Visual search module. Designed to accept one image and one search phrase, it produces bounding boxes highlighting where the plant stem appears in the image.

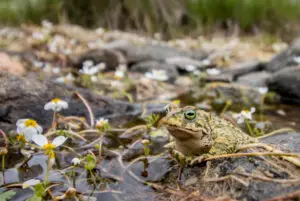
[52,111,57,129]
[2,155,5,185]
[220,100,232,116]
[44,157,51,185]
[72,166,76,188]
[245,119,254,136]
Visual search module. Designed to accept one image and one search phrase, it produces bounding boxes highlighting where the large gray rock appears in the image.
[266,38,300,72]
[267,66,300,103]
[0,73,164,132]
[103,40,207,64]
[237,71,272,87]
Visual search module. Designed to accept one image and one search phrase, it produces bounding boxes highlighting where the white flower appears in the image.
[94,62,106,71]
[32,134,67,149]
[32,32,46,41]
[257,87,269,95]
[71,157,81,165]
[95,118,109,129]
[52,67,60,74]
[79,61,105,75]
[293,56,300,64]
[185,65,196,72]
[83,60,94,68]
[91,76,98,82]
[206,68,221,76]
[42,20,53,30]
[33,60,44,68]
[145,70,169,81]
[114,69,125,79]
[16,119,43,137]
[55,73,75,84]
[16,132,33,142]
[44,98,68,112]
[201,59,211,66]
[22,179,41,189]
[95,27,105,35]
[233,107,256,124]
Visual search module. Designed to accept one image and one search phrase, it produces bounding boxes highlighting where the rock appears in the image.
[54,24,99,43]
[131,60,178,81]
[70,49,125,71]
[266,37,300,72]
[237,71,272,87]
[205,61,265,83]
[164,56,208,71]
[195,83,263,111]
[161,132,300,200]
[0,72,165,133]
[103,40,207,64]
[267,66,300,103]
[0,53,25,76]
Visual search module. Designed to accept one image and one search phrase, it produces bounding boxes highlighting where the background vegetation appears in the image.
[1,0,300,39]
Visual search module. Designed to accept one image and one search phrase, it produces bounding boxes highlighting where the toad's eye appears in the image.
[184,109,196,120]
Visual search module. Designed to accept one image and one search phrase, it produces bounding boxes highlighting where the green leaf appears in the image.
[85,153,96,171]
[0,190,16,201]
[34,183,45,197]
[26,195,42,201]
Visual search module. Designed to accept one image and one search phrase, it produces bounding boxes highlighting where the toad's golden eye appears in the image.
[184,109,196,120]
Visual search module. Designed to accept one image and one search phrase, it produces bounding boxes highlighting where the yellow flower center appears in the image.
[16,134,26,142]
[25,119,37,127]
[52,98,61,103]
[43,143,56,150]
[172,100,180,105]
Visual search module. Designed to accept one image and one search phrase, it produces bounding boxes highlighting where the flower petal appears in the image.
[52,136,67,147]
[16,119,27,127]
[22,179,41,189]
[44,102,54,110]
[32,134,48,147]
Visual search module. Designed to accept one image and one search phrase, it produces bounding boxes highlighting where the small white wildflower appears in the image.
[145,69,169,81]
[42,20,53,30]
[233,107,256,124]
[258,87,269,95]
[91,75,98,82]
[63,48,72,55]
[32,134,67,150]
[95,27,105,35]
[272,42,288,52]
[55,73,75,84]
[33,60,44,68]
[293,56,300,64]
[83,60,94,68]
[276,109,286,116]
[193,70,202,76]
[16,119,43,136]
[114,69,125,79]
[22,179,41,189]
[206,68,221,76]
[201,59,211,66]
[71,157,81,166]
[94,62,106,71]
[44,98,68,112]
[185,65,196,72]
[52,67,60,74]
[32,32,45,41]
[95,118,109,129]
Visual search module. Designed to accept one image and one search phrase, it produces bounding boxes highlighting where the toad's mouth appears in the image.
[165,125,199,141]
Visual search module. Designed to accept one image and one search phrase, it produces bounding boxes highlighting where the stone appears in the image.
[0,53,25,76]
[103,40,207,64]
[237,71,272,87]
[0,72,165,133]
[267,66,300,103]
[266,37,300,72]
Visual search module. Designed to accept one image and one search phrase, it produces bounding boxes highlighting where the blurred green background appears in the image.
[1,0,300,39]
